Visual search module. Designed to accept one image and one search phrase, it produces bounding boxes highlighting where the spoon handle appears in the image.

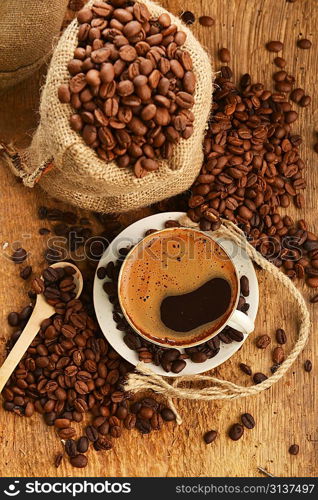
[0,311,44,393]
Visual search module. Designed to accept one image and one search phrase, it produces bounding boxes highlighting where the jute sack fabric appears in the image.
[0,0,69,92]
[6,0,213,213]
[125,218,311,424]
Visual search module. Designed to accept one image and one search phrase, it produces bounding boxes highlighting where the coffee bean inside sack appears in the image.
[58,0,196,178]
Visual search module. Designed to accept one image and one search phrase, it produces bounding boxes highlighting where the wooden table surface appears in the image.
[0,0,317,478]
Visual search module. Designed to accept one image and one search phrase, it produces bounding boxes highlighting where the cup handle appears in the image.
[227,310,254,335]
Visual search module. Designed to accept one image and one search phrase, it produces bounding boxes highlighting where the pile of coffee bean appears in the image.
[99,220,250,374]
[58,0,196,177]
[187,64,318,289]
[1,264,175,468]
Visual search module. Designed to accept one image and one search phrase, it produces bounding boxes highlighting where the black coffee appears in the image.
[160,277,232,332]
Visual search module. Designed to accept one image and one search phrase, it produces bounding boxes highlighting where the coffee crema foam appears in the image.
[119,228,238,346]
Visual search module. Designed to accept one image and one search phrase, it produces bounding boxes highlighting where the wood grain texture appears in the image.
[0,0,317,478]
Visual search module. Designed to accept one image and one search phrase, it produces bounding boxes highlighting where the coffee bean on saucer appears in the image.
[203,430,217,444]
[304,360,312,372]
[289,444,299,455]
[240,276,249,297]
[239,363,252,376]
[227,328,244,342]
[97,267,107,279]
[241,413,255,429]
[171,359,186,373]
[229,423,244,441]
[253,373,268,384]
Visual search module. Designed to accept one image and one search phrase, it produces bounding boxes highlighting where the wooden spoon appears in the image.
[0,262,83,393]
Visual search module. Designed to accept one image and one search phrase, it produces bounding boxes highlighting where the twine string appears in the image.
[125,219,311,424]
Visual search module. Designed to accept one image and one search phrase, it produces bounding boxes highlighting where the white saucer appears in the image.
[93,212,259,377]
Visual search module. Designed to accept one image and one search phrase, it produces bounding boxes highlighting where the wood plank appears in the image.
[0,0,317,477]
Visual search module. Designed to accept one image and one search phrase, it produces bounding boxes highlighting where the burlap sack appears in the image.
[6,0,213,213]
[0,0,69,92]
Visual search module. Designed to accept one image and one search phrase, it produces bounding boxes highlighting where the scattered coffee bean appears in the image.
[297,39,312,49]
[20,265,32,280]
[203,430,217,444]
[77,436,89,453]
[274,57,286,68]
[239,363,252,376]
[65,439,78,458]
[310,294,318,303]
[314,143,318,154]
[304,360,312,372]
[229,423,244,441]
[299,95,311,107]
[180,10,195,25]
[276,328,287,344]
[256,335,271,349]
[54,453,63,468]
[219,47,230,63]
[11,248,27,264]
[39,228,50,235]
[70,454,88,468]
[161,407,176,421]
[199,16,214,27]
[266,41,284,52]
[289,444,299,455]
[241,413,255,429]
[253,373,268,384]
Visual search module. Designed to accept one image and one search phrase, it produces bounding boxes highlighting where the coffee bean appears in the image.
[32,277,45,294]
[20,266,32,280]
[77,436,89,453]
[131,415,150,434]
[161,407,176,421]
[70,454,88,468]
[240,276,249,297]
[7,312,19,327]
[199,16,214,27]
[274,57,286,68]
[97,267,107,279]
[203,430,217,444]
[229,423,244,441]
[54,453,63,468]
[239,363,252,376]
[85,425,99,442]
[266,41,284,52]
[12,248,27,264]
[180,11,195,25]
[171,359,186,373]
[276,328,287,344]
[241,413,255,429]
[300,95,311,107]
[219,48,230,63]
[253,373,268,384]
[290,88,305,103]
[289,444,299,455]
[256,335,271,349]
[297,39,312,49]
[124,414,136,430]
[65,439,78,458]
[304,360,312,372]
